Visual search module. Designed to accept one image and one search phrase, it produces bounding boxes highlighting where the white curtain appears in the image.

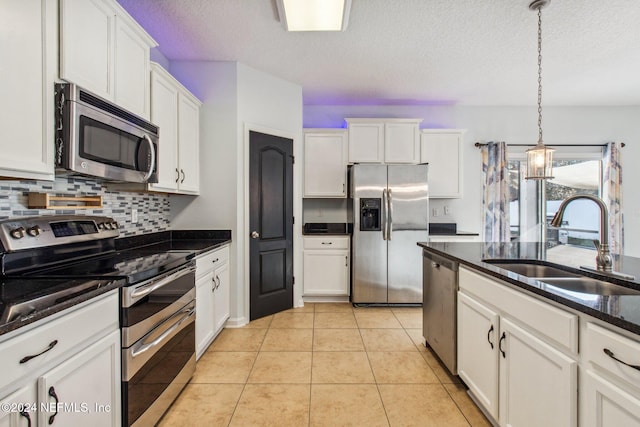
[603,142,623,255]
[481,141,510,242]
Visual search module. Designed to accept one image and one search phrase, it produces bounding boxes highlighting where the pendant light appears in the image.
[525,0,554,180]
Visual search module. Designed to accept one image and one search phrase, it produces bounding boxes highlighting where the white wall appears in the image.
[169,61,303,325]
[304,105,640,257]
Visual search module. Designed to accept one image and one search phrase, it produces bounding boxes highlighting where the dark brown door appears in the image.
[249,131,294,320]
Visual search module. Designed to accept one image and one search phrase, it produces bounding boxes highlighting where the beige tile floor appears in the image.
[158,303,491,427]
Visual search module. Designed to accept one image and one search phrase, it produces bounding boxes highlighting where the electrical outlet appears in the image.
[131,208,138,224]
[432,208,439,217]
[444,205,450,215]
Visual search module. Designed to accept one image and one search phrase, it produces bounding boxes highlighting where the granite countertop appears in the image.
[0,278,124,337]
[302,223,351,236]
[428,223,478,236]
[418,241,640,335]
[0,229,232,337]
[116,229,232,255]
[429,230,479,236]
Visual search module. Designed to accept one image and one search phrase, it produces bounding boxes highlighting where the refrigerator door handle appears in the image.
[382,189,388,241]
[387,188,393,240]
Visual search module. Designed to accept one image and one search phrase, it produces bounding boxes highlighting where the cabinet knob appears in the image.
[251,231,260,239]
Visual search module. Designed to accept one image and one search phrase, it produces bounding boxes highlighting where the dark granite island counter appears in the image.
[418,241,640,336]
[419,241,640,426]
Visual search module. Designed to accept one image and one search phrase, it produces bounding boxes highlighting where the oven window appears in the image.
[79,116,152,171]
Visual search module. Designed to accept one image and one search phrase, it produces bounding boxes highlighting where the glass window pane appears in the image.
[546,159,602,249]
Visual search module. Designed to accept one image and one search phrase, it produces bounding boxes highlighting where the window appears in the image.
[508,148,604,253]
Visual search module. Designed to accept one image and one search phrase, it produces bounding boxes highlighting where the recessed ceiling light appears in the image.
[276,0,352,32]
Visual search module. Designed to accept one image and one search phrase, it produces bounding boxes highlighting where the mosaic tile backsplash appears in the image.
[0,176,170,237]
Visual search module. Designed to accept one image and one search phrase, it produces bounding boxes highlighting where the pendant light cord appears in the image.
[537,6,543,144]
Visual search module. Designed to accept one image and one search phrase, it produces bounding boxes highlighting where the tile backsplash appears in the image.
[0,176,170,236]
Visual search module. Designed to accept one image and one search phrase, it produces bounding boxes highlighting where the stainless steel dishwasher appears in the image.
[422,249,459,375]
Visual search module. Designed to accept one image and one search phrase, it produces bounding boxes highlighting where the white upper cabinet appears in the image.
[384,121,421,163]
[420,130,464,198]
[149,68,179,191]
[303,129,348,198]
[149,63,201,195]
[177,92,201,193]
[346,118,421,164]
[59,0,156,119]
[0,0,56,181]
[347,121,384,163]
[114,16,152,118]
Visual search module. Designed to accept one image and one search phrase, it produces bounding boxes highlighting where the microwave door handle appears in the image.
[140,134,155,182]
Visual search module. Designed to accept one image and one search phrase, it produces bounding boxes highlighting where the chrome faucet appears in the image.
[550,194,612,272]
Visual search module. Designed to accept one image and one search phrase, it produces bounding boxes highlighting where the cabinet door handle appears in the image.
[603,348,640,371]
[211,276,216,292]
[48,386,59,425]
[175,168,180,183]
[487,324,494,349]
[19,410,32,427]
[215,275,221,290]
[180,169,186,183]
[321,242,332,245]
[498,332,506,358]
[345,256,348,267]
[212,258,219,264]
[20,340,58,364]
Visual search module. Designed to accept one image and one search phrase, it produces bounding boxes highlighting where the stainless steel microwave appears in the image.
[54,83,159,183]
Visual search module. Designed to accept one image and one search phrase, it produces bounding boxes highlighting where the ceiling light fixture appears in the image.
[525,0,554,180]
[275,0,352,32]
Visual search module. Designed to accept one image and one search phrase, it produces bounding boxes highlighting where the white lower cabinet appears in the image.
[303,236,350,297]
[195,270,216,359]
[0,291,120,427]
[458,292,499,419]
[37,330,121,427]
[583,370,640,427]
[195,245,230,359]
[457,267,578,427]
[0,386,36,427]
[498,318,577,427]
[582,322,640,427]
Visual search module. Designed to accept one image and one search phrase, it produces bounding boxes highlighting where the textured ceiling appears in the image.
[116,0,640,106]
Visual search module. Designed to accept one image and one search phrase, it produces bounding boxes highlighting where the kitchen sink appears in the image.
[484,259,640,296]
[484,260,580,278]
[540,277,640,296]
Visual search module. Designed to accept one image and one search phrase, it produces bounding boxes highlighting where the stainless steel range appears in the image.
[0,215,196,426]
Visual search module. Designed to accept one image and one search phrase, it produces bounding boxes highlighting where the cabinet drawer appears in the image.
[196,245,230,277]
[459,267,578,354]
[585,322,640,388]
[0,292,118,388]
[303,236,350,250]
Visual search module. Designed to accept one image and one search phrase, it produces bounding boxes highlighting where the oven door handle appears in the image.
[131,305,195,358]
[130,264,196,301]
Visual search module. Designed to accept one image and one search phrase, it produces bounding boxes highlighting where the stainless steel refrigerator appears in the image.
[351,164,429,304]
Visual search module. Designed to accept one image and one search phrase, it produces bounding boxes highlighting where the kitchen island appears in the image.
[419,241,640,427]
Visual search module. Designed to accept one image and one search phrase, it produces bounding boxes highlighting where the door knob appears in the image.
[251,231,260,239]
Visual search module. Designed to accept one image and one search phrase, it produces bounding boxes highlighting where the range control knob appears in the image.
[110,221,119,230]
[10,227,26,239]
[98,222,106,230]
[26,225,41,237]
